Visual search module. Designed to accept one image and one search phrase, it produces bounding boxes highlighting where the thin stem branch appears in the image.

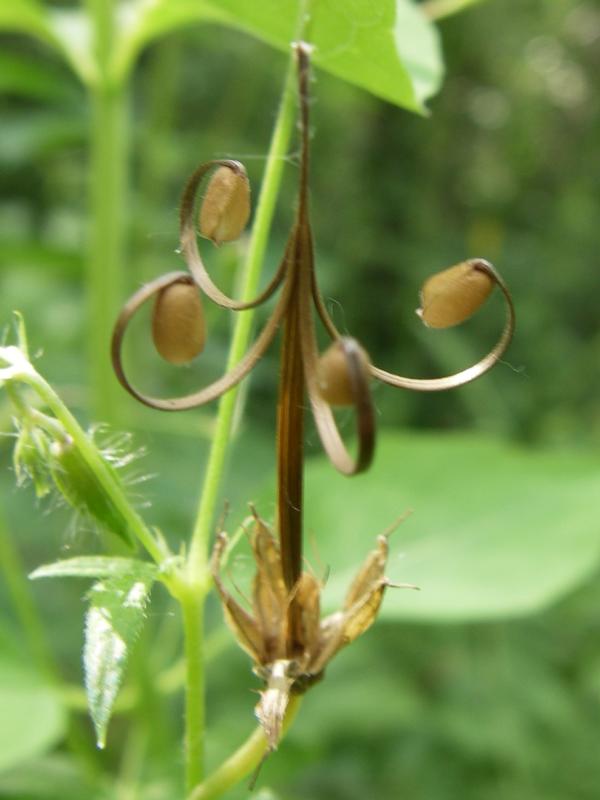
[180,49,299,796]
[187,54,298,584]
[86,0,128,424]
[88,83,129,424]
[181,587,206,792]
[0,512,56,676]
[187,696,302,800]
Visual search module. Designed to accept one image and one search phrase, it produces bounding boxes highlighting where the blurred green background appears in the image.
[2,1,600,798]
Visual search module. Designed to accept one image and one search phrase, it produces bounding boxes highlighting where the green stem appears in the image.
[187,696,302,800]
[179,50,298,796]
[86,0,128,424]
[187,55,298,581]
[0,511,55,676]
[181,587,206,793]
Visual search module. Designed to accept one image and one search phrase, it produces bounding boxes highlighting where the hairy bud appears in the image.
[417,259,495,329]
[151,281,206,365]
[50,438,134,547]
[317,339,370,407]
[199,164,250,245]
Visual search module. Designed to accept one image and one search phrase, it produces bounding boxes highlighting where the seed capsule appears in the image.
[199,164,250,245]
[317,339,369,407]
[50,438,134,547]
[151,281,206,365]
[417,259,495,329]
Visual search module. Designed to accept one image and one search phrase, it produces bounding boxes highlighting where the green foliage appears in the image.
[30,556,158,581]
[0,0,442,110]
[305,432,600,620]
[1,0,600,798]
[117,0,442,109]
[0,646,67,772]
[84,566,157,748]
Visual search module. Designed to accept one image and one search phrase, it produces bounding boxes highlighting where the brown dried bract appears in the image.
[211,509,405,751]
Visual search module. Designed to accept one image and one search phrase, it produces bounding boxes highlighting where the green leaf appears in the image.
[114,0,442,111]
[30,556,157,581]
[0,755,99,799]
[0,652,67,772]
[305,432,600,622]
[83,568,156,747]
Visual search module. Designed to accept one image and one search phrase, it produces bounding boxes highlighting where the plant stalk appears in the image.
[187,696,302,800]
[86,0,129,424]
[276,243,304,593]
[187,54,298,582]
[181,52,298,795]
[181,587,206,792]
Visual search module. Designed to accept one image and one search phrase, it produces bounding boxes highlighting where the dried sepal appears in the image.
[210,532,264,663]
[250,511,288,661]
[199,163,250,245]
[255,659,298,751]
[151,279,206,365]
[211,508,409,751]
[417,258,494,329]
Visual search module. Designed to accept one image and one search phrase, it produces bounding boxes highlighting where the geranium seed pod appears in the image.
[417,259,495,329]
[199,164,250,245]
[50,438,134,547]
[317,339,370,407]
[151,280,206,365]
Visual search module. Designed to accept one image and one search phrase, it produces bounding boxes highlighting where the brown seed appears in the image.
[317,339,369,407]
[417,259,495,329]
[152,281,206,364]
[198,164,250,245]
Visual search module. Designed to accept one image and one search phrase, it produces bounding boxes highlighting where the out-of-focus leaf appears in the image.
[0,755,101,799]
[422,0,485,22]
[114,0,442,111]
[0,113,85,165]
[0,652,67,772]
[0,1,58,46]
[0,52,74,101]
[0,3,94,84]
[305,432,600,621]
[30,556,157,581]
[83,567,156,748]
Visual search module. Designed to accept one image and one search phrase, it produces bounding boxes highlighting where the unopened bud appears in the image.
[417,259,494,329]
[199,164,250,245]
[317,339,370,407]
[152,281,206,365]
[50,438,134,547]
[13,426,52,498]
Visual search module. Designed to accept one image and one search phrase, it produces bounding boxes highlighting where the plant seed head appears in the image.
[50,438,134,547]
[417,259,495,329]
[317,340,369,407]
[199,164,250,245]
[151,281,206,365]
